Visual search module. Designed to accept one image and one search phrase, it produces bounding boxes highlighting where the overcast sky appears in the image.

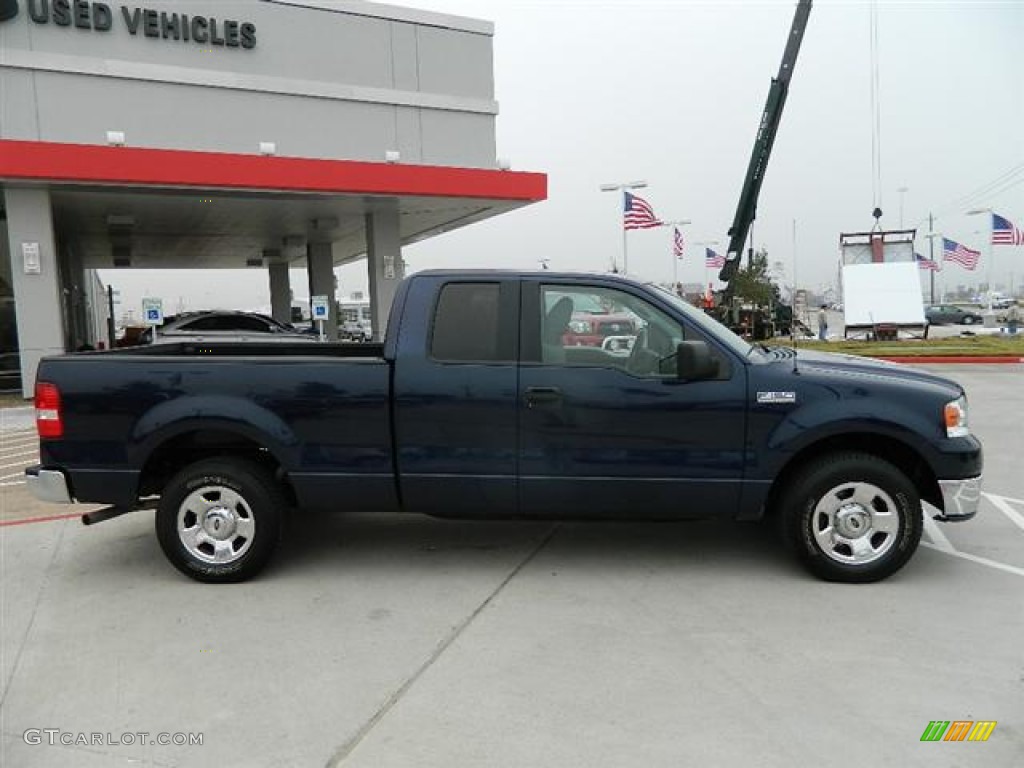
[110,0,1023,313]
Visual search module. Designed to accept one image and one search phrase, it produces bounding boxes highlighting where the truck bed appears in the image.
[101,341,386,358]
[38,342,397,511]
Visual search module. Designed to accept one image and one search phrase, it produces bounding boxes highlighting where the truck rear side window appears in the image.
[431,283,503,362]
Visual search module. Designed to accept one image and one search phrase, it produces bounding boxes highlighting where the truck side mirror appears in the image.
[676,341,719,381]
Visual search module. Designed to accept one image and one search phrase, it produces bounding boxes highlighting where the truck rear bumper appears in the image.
[25,466,74,504]
[935,475,981,521]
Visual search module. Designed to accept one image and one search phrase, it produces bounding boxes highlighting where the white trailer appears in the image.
[839,230,927,339]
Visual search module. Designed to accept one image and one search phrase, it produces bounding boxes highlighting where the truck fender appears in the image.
[128,395,300,470]
[765,400,939,463]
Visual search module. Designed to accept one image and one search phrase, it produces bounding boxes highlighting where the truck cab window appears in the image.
[539,285,685,377]
[431,282,502,362]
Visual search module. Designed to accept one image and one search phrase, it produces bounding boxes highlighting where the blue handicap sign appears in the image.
[147,309,160,320]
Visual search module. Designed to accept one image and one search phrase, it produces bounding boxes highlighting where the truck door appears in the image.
[517,280,747,519]
[392,277,520,516]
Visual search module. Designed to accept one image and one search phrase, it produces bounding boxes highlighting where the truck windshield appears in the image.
[649,284,757,359]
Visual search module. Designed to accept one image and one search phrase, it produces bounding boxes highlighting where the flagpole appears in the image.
[664,220,691,290]
[928,212,936,304]
[672,227,678,288]
[600,180,648,273]
[989,213,995,310]
[623,204,629,274]
[694,240,720,307]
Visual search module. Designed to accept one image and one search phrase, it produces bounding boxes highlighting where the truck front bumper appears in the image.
[934,475,982,521]
[25,466,74,504]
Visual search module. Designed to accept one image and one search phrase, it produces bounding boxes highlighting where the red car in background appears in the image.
[563,311,638,348]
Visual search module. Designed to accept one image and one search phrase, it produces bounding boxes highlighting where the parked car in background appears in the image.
[563,311,638,349]
[925,305,984,326]
[340,319,373,342]
[116,325,150,348]
[339,299,373,341]
[141,311,317,344]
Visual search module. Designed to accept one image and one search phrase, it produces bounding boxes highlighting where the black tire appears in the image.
[777,452,922,583]
[962,315,974,325]
[156,458,285,583]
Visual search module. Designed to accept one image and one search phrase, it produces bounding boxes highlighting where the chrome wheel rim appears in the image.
[811,481,900,566]
[177,485,255,565]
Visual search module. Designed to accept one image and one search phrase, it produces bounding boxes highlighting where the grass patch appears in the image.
[770,335,1024,357]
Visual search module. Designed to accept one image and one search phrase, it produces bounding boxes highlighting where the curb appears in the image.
[0,512,81,528]
[874,356,1024,364]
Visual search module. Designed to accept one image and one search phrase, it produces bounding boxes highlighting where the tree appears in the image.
[731,248,780,306]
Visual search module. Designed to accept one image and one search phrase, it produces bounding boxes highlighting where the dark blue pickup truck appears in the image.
[27,271,982,583]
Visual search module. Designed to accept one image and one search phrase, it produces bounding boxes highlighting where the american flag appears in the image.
[942,238,980,270]
[673,227,685,259]
[993,213,1024,246]
[623,192,662,230]
[705,248,726,268]
[915,252,939,271]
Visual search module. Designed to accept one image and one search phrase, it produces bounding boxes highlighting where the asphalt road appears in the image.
[1,365,1022,768]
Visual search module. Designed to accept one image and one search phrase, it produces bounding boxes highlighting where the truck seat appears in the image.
[542,297,573,364]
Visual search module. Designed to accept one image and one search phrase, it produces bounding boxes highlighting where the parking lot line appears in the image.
[0,429,36,439]
[0,450,39,462]
[0,480,26,488]
[921,542,1024,578]
[0,442,39,454]
[0,460,34,470]
[0,436,38,448]
[0,444,39,456]
[922,508,955,553]
[984,493,1024,533]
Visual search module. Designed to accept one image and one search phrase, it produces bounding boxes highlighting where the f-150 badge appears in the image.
[757,391,796,404]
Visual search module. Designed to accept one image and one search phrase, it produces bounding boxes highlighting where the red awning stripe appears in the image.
[0,139,547,201]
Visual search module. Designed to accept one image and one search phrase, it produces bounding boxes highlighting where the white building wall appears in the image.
[0,0,498,167]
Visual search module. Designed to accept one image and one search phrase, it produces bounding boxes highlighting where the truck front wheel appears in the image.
[156,458,285,583]
[778,452,923,582]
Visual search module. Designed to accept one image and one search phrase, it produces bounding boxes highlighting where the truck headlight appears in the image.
[944,396,969,438]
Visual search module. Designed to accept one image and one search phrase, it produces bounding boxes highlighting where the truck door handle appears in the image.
[525,386,563,407]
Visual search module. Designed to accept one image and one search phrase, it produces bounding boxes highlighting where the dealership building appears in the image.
[0,0,546,395]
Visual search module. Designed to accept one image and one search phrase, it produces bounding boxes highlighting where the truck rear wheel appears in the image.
[156,458,285,583]
[778,452,922,582]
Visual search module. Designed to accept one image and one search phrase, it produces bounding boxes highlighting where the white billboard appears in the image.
[842,262,926,327]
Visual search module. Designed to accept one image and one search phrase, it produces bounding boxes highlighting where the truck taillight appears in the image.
[35,382,63,439]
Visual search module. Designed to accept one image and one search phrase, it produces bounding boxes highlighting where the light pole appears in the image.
[924,221,941,305]
[897,186,909,228]
[600,180,647,273]
[663,218,691,289]
[967,207,994,317]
